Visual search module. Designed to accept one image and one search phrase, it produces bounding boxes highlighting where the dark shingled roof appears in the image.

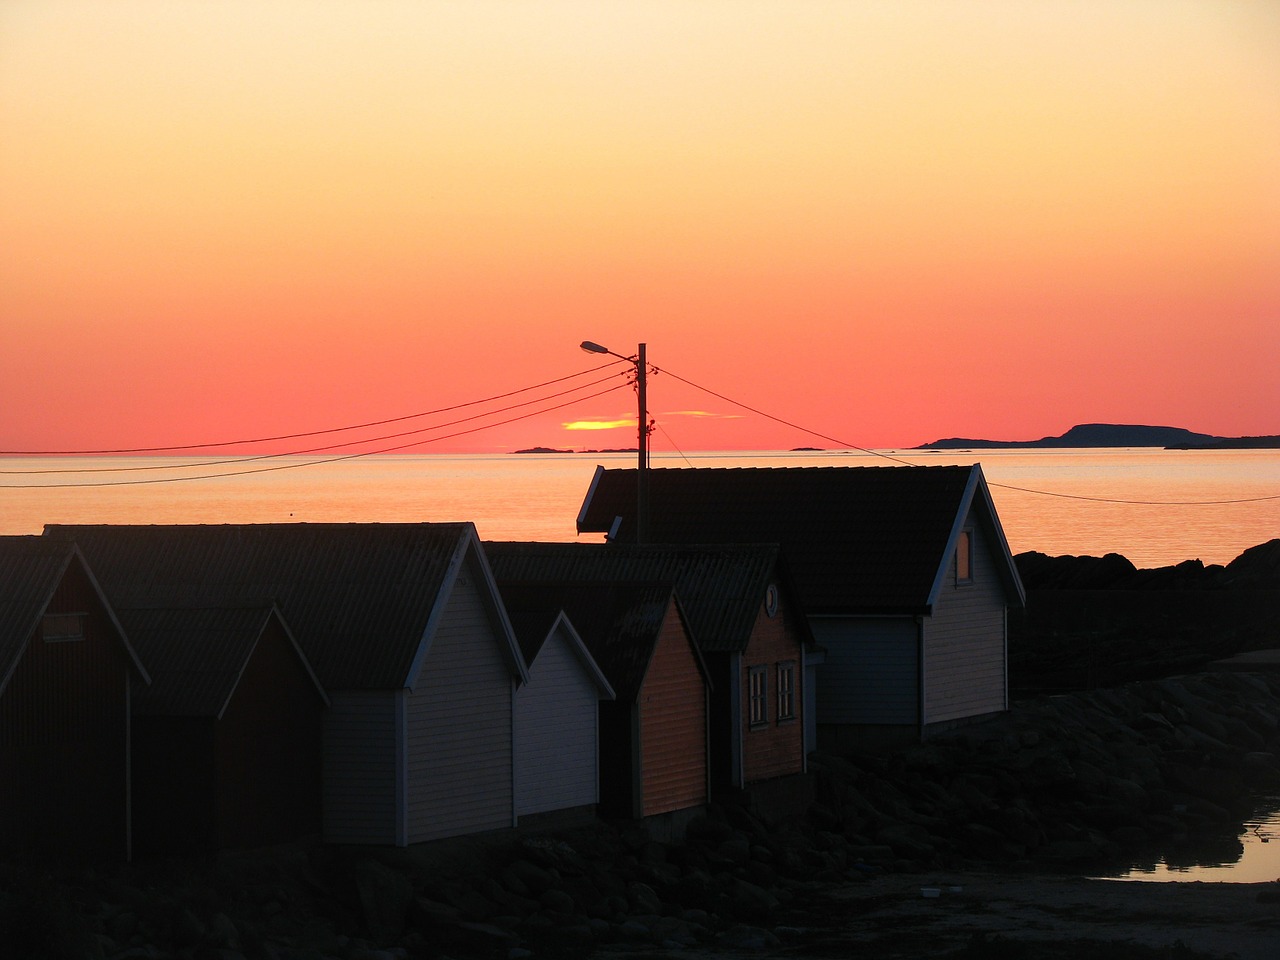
[487,541,793,654]
[117,603,324,718]
[44,523,496,691]
[495,580,678,702]
[576,464,1023,614]
[1,535,148,691]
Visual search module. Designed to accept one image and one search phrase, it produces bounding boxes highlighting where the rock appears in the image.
[685,813,735,847]
[617,918,652,941]
[875,823,936,861]
[718,923,781,950]
[450,920,519,952]
[715,836,752,866]
[354,858,415,942]
[626,881,662,916]
[413,896,460,925]
[649,915,697,946]
[205,912,239,949]
[538,888,576,915]
[1039,837,1116,864]
[171,908,206,948]
[1223,538,1280,587]
[108,908,140,942]
[744,858,777,889]
[437,882,501,923]
[729,877,780,915]
[503,858,554,892]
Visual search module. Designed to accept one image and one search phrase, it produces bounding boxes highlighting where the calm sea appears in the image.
[2,448,1277,568]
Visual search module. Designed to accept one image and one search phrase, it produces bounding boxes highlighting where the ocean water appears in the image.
[1108,800,1280,883]
[2,448,1277,567]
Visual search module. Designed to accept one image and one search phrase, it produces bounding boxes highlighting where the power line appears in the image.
[654,365,1280,507]
[0,360,627,456]
[1,380,632,489]
[1,368,630,476]
[6,356,1274,506]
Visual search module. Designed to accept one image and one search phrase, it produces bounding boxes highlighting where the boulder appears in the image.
[353,859,415,942]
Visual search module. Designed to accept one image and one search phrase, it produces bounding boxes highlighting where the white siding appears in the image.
[405,570,514,843]
[322,691,399,844]
[925,519,1008,724]
[514,627,602,816]
[809,616,917,725]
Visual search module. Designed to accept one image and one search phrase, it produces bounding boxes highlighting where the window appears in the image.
[956,529,973,584]
[42,613,84,642]
[776,661,796,721]
[749,666,768,726]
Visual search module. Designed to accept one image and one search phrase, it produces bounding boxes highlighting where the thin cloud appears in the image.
[562,418,636,431]
[667,410,745,420]
[562,410,742,432]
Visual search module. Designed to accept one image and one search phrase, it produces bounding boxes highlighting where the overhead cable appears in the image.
[1,380,631,489]
[1,368,630,476]
[655,365,1280,507]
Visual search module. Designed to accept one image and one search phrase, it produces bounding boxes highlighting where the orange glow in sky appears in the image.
[2,1,1277,455]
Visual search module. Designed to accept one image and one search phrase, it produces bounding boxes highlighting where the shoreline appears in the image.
[5,670,1278,959]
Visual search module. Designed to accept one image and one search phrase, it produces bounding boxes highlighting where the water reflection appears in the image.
[1108,801,1280,883]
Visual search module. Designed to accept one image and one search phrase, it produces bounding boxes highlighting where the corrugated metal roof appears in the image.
[496,580,675,701]
[0,536,76,688]
[45,523,475,690]
[576,465,985,614]
[0,536,149,691]
[487,542,782,653]
[118,603,276,717]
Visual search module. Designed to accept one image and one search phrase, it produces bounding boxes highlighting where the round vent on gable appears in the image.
[765,583,779,617]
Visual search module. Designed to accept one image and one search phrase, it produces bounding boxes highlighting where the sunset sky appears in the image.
[2,1,1277,456]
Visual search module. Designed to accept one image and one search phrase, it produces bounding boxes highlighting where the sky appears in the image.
[2,0,1277,455]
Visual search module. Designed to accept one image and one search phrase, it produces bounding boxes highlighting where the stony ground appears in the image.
[762,871,1280,960]
[3,670,1279,960]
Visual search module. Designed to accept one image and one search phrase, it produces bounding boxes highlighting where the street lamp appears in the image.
[580,340,649,543]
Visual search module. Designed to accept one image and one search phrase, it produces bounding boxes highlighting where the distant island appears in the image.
[511,425,1278,455]
[915,423,1280,450]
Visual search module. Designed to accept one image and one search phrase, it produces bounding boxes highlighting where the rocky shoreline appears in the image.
[1010,539,1280,696]
[3,670,1279,959]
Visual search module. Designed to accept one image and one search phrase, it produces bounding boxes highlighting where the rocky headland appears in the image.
[4,541,1280,959]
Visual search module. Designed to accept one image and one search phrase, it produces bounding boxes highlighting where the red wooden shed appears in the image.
[497,580,710,823]
[488,542,813,800]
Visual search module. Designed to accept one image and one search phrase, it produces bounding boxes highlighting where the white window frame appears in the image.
[776,660,797,721]
[748,665,768,727]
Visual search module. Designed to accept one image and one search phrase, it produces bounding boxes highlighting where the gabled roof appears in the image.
[495,580,703,702]
[576,464,1025,615]
[487,541,806,654]
[497,591,614,700]
[0,535,149,696]
[117,602,328,718]
[44,523,527,691]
